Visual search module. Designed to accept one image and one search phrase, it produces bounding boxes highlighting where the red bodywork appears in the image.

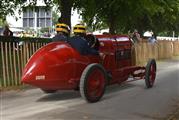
[22,35,145,91]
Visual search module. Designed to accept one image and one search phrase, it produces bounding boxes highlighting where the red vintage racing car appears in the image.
[22,35,156,103]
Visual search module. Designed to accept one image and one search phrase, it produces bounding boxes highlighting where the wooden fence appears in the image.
[134,40,179,65]
[0,36,179,88]
[0,36,51,88]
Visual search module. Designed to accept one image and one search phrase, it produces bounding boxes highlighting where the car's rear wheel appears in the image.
[145,59,157,88]
[80,63,107,103]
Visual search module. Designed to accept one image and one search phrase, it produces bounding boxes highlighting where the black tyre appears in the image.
[145,59,157,88]
[80,63,107,103]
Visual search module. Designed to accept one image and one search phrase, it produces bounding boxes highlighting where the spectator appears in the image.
[128,30,133,38]
[148,31,157,44]
[132,29,141,43]
[3,25,13,36]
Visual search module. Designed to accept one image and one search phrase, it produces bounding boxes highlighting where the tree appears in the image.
[52,0,74,28]
[52,11,59,25]
[0,0,178,35]
[0,19,4,26]
[76,0,179,35]
[0,0,24,21]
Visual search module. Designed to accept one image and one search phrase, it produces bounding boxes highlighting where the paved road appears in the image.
[1,59,179,120]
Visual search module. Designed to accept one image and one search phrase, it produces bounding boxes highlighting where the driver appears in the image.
[69,24,99,55]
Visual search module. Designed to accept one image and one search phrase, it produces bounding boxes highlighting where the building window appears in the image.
[37,10,40,18]
[39,18,45,27]
[23,10,28,18]
[29,9,34,18]
[39,9,45,17]
[23,7,52,28]
[37,18,39,27]
[23,18,28,27]
[29,18,34,27]
[46,10,51,17]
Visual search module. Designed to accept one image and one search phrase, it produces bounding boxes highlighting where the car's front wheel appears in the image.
[145,59,157,88]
